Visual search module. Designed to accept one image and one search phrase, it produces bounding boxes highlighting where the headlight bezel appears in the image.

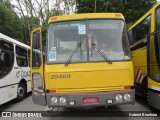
[115,94,123,102]
[59,97,67,104]
[124,93,131,101]
[51,97,58,104]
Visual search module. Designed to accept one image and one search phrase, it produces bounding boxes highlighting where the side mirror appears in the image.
[128,30,134,45]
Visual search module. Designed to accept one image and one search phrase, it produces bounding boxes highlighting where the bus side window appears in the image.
[0,40,14,78]
[128,30,134,45]
[155,7,160,69]
[32,31,41,69]
[134,15,151,43]
[16,45,28,67]
[156,8,160,30]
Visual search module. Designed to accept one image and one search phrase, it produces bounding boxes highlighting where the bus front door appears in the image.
[30,28,46,106]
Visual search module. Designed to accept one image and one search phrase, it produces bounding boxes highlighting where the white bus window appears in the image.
[16,45,28,67]
[0,40,14,78]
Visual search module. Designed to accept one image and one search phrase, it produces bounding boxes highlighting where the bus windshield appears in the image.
[47,19,131,64]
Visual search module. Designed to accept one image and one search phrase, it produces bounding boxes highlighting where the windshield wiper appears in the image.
[65,43,81,66]
[92,43,112,64]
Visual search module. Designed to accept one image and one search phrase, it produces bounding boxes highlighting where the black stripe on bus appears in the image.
[130,42,147,51]
[0,83,19,89]
[148,88,160,94]
[0,80,31,89]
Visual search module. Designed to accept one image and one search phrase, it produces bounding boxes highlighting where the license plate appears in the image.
[83,97,99,104]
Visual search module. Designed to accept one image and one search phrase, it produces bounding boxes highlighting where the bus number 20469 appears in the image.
[50,74,71,79]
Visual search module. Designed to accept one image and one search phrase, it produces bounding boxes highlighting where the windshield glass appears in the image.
[47,19,131,64]
[88,20,131,61]
[47,21,87,64]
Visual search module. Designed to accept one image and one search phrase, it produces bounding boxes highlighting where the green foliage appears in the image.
[50,9,63,16]
[123,0,156,24]
[76,0,157,24]
[21,16,40,44]
[0,0,23,42]
[42,21,48,46]
[0,0,41,45]
[41,7,64,46]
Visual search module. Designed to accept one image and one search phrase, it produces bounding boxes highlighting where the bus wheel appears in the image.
[15,82,26,102]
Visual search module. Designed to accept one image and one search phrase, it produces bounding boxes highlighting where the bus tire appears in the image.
[15,82,26,102]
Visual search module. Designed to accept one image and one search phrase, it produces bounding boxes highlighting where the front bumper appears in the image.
[45,89,135,108]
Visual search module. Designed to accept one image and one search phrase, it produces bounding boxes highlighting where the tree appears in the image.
[2,0,76,45]
[75,0,157,24]
[0,0,24,42]
[62,0,76,14]
[12,0,65,46]
[123,0,156,24]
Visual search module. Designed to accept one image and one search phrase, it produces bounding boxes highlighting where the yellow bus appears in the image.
[30,13,134,108]
[128,2,160,110]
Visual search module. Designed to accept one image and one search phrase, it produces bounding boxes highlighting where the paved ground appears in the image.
[0,93,159,120]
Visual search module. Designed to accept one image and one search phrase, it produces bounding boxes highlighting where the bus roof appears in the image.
[0,33,30,49]
[129,2,160,30]
[48,13,124,24]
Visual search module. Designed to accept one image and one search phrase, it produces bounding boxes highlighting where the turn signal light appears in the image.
[51,17,57,20]
[124,86,131,90]
[115,13,122,17]
[50,90,56,93]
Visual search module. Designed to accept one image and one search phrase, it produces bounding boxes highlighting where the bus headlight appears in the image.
[115,94,122,102]
[124,93,131,101]
[32,73,43,90]
[51,97,58,104]
[59,97,66,104]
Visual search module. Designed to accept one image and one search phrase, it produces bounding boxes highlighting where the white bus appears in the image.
[0,33,31,105]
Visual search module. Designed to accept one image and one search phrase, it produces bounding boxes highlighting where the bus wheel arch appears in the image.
[15,79,27,102]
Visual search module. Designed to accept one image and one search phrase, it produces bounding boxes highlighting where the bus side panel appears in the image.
[132,47,147,80]
[0,34,31,105]
[131,47,147,97]
[27,81,31,93]
[0,85,18,105]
